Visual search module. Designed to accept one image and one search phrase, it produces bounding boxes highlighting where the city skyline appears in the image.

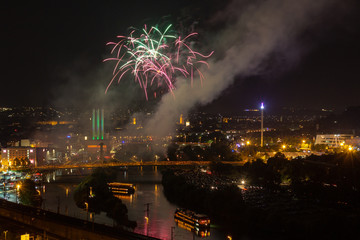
[1,1,360,239]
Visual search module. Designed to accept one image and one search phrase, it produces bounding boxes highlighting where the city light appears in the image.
[3,2,359,238]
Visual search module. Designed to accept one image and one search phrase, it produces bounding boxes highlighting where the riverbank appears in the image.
[162,167,360,239]
[33,166,225,239]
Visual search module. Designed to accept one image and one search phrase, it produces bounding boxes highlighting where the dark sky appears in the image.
[1,0,360,112]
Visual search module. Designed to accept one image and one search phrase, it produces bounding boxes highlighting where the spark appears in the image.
[104,24,213,100]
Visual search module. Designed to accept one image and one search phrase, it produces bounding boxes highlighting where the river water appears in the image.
[40,166,226,240]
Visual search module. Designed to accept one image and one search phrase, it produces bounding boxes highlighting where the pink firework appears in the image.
[104,24,213,100]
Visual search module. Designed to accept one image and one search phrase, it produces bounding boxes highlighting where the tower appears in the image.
[179,114,184,125]
[260,102,264,147]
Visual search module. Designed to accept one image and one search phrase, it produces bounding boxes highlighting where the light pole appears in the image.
[91,212,95,231]
[85,202,89,221]
[3,230,8,240]
[16,184,20,203]
[260,102,264,148]
[171,227,175,240]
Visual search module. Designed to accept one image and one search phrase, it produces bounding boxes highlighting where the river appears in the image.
[40,166,227,240]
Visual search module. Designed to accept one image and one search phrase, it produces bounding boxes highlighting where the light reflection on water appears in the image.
[41,166,225,240]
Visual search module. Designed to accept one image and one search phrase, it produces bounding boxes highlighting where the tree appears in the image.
[13,158,20,167]
[312,144,327,152]
[21,157,30,166]
[19,179,42,207]
[207,141,234,161]
[73,168,136,228]
[243,159,281,188]
[267,153,287,167]
[167,143,179,161]
[182,145,195,161]
[209,161,234,175]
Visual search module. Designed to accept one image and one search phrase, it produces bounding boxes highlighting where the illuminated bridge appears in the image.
[33,161,244,170]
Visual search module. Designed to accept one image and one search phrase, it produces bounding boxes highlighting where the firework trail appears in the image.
[104,24,213,99]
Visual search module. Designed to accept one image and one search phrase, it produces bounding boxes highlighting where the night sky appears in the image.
[1,0,360,113]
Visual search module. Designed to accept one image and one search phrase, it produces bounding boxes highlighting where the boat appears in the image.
[174,208,210,237]
[108,182,135,196]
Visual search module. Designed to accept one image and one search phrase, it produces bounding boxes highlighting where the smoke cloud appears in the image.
[143,0,335,136]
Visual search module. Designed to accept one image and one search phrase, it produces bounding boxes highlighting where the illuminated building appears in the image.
[36,148,60,165]
[1,147,36,166]
[36,121,74,126]
[88,108,111,162]
[315,134,353,147]
[179,114,184,125]
[92,108,104,140]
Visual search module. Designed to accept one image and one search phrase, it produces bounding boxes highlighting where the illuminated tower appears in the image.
[179,114,184,125]
[260,102,264,147]
[92,108,104,140]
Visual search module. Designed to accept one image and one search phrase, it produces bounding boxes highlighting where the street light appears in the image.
[3,230,8,240]
[84,202,89,221]
[16,184,20,203]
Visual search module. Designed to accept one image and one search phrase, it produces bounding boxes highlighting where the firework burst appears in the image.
[104,24,213,99]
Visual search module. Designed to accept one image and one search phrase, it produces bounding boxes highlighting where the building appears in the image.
[86,108,111,162]
[315,134,353,147]
[92,108,105,140]
[345,137,360,148]
[179,114,184,125]
[1,147,36,167]
[36,147,63,165]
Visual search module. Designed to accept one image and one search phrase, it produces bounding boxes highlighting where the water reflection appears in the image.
[39,166,225,240]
